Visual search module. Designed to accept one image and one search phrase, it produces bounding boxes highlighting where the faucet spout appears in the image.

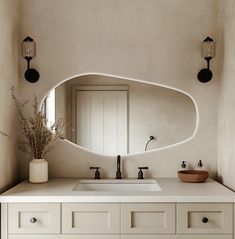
[115,155,122,179]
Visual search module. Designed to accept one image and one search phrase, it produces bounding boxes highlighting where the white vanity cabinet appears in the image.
[2,202,234,239]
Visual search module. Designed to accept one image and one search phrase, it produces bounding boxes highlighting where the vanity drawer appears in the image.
[177,203,233,234]
[9,236,120,239]
[121,203,175,234]
[62,203,120,234]
[121,236,233,239]
[8,203,61,234]
[8,235,234,239]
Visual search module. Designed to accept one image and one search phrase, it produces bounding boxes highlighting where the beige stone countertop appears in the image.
[0,178,234,203]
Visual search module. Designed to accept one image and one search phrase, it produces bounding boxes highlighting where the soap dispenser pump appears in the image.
[180,161,188,171]
[195,160,207,171]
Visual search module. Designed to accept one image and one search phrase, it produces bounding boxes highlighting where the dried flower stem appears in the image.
[0,87,64,159]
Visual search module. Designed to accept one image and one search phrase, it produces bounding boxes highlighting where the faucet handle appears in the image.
[115,155,122,179]
[137,167,149,179]
[89,167,101,179]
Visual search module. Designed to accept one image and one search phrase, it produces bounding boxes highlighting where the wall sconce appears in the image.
[22,36,40,83]
[197,37,215,83]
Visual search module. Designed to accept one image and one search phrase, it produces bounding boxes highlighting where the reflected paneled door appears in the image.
[76,88,127,155]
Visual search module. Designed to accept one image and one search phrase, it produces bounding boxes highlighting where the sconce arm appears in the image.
[205,57,212,70]
[25,57,32,70]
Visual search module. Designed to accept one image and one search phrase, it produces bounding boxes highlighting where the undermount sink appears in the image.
[73,179,161,192]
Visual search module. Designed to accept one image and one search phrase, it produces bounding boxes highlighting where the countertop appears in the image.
[0,178,235,203]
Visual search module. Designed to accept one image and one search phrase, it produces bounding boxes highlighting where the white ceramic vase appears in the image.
[29,159,48,183]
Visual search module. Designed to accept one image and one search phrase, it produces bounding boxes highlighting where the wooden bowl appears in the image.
[178,170,209,183]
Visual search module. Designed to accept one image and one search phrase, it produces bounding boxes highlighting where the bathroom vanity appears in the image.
[1,178,235,239]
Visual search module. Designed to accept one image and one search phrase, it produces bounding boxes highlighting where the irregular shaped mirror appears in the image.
[43,74,197,155]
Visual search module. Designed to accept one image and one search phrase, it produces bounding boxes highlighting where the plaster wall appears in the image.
[19,0,220,179]
[0,0,20,192]
[217,0,235,190]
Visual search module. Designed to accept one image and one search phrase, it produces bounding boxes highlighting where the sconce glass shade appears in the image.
[22,37,36,59]
[202,37,215,59]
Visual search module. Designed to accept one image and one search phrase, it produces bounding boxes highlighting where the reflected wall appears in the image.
[44,74,197,155]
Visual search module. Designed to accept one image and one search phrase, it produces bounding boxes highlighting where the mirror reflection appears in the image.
[43,74,196,155]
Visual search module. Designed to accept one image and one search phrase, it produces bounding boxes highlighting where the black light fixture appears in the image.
[197,36,215,83]
[22,36,40,83]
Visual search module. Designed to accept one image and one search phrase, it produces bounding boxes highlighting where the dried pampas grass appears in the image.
[0,87,64,159]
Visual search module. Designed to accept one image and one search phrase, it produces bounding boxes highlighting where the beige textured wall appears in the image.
[0,0,20,192]
[19,0,220,179]
[217,0,235,190]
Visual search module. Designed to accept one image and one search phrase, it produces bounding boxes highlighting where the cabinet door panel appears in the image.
[62,203,120,234]
[177,203,233,234]
[121,203,175,234]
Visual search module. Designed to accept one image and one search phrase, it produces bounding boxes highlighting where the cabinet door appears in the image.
[121,203,175,234]
[177,203,233,234]
[8,203,60,234]
[62,203,120,234]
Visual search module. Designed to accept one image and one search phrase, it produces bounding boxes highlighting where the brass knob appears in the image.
[30,217,37,223]
[202,217,208,223]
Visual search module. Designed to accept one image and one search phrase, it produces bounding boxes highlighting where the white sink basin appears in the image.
[73,179,161,192]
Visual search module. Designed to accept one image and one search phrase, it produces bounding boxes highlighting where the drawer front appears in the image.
[8,236,233,239]
[177,203,233,234]
[9,236,120,239]
[121,203,175,234]
[8,203,60,234]
[62,203,120,234]
[121,236,233,239]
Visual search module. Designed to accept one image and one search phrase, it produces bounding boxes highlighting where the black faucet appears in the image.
[115,155,122,179]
